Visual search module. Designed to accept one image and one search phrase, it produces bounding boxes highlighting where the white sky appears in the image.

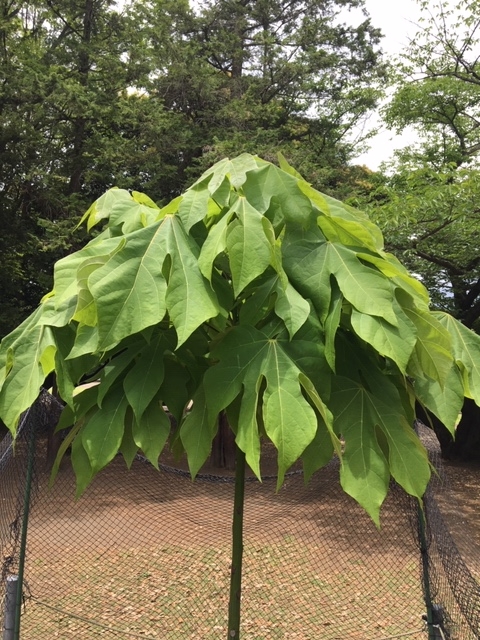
[351,0,424,170]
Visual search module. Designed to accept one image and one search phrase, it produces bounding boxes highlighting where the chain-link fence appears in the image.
[1,391,479,639]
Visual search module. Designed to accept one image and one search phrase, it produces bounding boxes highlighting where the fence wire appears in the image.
[0,391,478,639]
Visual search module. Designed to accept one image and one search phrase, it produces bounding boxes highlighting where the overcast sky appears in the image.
[350,0,423,169]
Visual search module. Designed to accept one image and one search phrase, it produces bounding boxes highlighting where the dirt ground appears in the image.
[6,436,480,640]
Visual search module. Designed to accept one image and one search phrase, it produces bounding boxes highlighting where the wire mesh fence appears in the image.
[0,391,479,639]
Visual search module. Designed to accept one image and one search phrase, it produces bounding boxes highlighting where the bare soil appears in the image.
[8,439,480,640]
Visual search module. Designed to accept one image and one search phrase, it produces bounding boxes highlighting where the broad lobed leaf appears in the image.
[1,153,479,522]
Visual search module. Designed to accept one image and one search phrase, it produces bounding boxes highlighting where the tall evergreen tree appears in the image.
[0,0,386,338]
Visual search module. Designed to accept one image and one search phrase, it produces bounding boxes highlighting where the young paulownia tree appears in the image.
[1,154,479,638]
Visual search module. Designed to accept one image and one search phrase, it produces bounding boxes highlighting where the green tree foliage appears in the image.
[2,154,480,524]
[361,166,480,329]
[189,0,385,181]
[0,0,386,339]
[385,0,480,167]
[358,0,480,329]
[0,0,192,336]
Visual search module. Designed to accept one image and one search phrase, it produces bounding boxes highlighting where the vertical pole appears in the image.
[3,575,18,640]
[227,445,246,639]
[13,425,36,639]
[418,499,438,640]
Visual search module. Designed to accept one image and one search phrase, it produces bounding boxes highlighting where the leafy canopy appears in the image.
[1,154,479,524]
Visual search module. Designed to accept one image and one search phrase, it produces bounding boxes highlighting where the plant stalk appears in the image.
[418,499,436,640]
[227,444,246,639]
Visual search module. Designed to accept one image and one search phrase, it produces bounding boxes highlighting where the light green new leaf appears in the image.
[78,188,131,231]
[318,213,382,253]
[79,188,159,236]
[227,154,259,188]
[88,221,168,351]
[0,319,56,431]
[73,256,112,326]
[277,152,304,180]
[435,312,480,402]
[108,194,160,235]
[132,191,159,210]
[405,308,453,387]
[132,398,170,469]
[52,235,125,308]
[357,251,430,308]
[82,384,128,473]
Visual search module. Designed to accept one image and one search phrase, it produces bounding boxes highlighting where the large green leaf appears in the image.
[163,216,221,346]
[0,309,56,431]
[201,325,333,486]
[123,334,169,421]
[87,221,168,350]
[281,224,332,322]
[178,178,212,231]
[226,197,274,295]
[326,244,398,326]
[242,163,312,224]
[88,215,219,350]
[415,365,464,432]
[350,302,417,373]
[405,307,453,387]
[179,385,217,478]
[330,376,391,525]
[132,397,171,469]
[81,384,129,473]
[435,312,480,402]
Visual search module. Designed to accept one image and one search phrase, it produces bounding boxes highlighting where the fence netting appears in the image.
[0,390,478,639]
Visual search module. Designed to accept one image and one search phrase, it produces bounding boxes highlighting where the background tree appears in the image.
[189,0,385,187]
[352,0,480,458]
[354,0,480,329]
[0,0,193,336]
[0,0,386,339]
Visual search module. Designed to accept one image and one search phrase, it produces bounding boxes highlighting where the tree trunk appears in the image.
[68,0,93,194]
[417,399,480,461]
[210,411,236,470]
